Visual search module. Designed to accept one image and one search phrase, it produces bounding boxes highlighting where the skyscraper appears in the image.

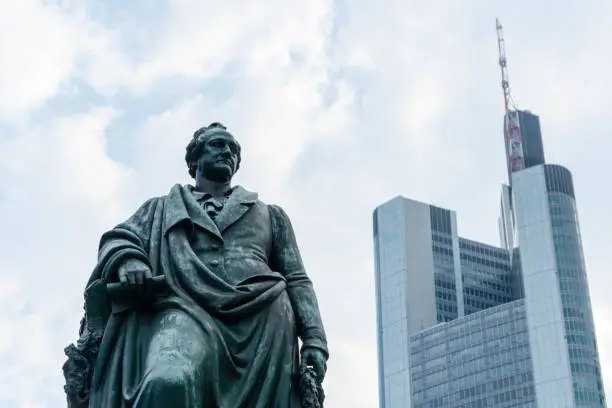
[373,110,606,407]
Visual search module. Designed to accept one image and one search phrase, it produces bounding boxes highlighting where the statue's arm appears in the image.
[95,197,160,283]
[63,197,161,406]
[268,205,328,358]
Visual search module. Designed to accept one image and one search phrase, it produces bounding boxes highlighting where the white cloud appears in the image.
[0,105,135,406]
[0,107,131,209]
[0,1,81,121]
[124,0,354,198]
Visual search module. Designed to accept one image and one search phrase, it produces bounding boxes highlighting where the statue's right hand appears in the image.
[117,258,152,294]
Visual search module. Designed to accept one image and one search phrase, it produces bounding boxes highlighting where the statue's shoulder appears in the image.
[138,194,167,210]
[130,186,178,216]
[266,203,285,213]
[143,195,166,205]
[150,183,190,205]
[266,203,293,225]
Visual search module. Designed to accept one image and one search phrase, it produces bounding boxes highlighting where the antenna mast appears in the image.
[496,18,525,172]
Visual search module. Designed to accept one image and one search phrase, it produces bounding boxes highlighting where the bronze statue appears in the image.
[63,122,328,407]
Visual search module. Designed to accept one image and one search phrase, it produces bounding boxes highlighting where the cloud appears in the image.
[1,1,612,407]
[0,1,81,121]
[0,106,133,407]
[0,1,129,122]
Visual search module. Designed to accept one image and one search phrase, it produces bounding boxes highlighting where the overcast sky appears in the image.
[1,1,611,407]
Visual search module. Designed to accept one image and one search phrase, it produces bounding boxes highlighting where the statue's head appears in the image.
[185,122,242,182]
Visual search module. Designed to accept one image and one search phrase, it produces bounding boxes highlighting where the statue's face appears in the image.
[196,133,240,182]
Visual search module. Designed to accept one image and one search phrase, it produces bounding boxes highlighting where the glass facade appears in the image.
[430,206,458,322]
[519,111,546,169]
[512,164,606,407]
[458,238,516,315]
[374,160,605,407]
[545,166,606,407]
[513,165,576,406]
[511,248,524,299]
[410,300,535,408]
[374,198,439,408]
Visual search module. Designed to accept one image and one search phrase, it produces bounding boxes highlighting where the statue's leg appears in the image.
[132,308,211,407]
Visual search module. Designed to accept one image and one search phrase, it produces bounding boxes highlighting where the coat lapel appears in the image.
[163,184,223,241]
[215,185,258,233]
[162,184,258,240]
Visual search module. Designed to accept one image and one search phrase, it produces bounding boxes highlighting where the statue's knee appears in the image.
[146,366,194,394]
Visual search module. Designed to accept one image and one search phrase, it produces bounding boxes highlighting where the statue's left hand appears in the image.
[301,347,327,382]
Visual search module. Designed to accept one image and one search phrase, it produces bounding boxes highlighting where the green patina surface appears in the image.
[63,123,328,408]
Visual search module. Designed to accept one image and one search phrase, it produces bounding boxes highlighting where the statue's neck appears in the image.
[194,179,233,198]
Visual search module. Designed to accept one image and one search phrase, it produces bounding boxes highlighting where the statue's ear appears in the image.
[188,163,197,179]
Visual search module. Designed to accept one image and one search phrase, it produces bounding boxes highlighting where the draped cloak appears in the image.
[70,184,328,408]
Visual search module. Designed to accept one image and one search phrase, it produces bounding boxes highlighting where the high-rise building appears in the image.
[373,110,606,407]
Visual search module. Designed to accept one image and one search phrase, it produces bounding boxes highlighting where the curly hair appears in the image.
[185,122,242,179]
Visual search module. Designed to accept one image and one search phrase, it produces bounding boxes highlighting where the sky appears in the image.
[1,0,611,407]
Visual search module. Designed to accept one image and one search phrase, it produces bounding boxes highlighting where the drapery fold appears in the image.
[64,184,327,408]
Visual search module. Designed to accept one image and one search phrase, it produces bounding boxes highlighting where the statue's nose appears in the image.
[220,146,234,158]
